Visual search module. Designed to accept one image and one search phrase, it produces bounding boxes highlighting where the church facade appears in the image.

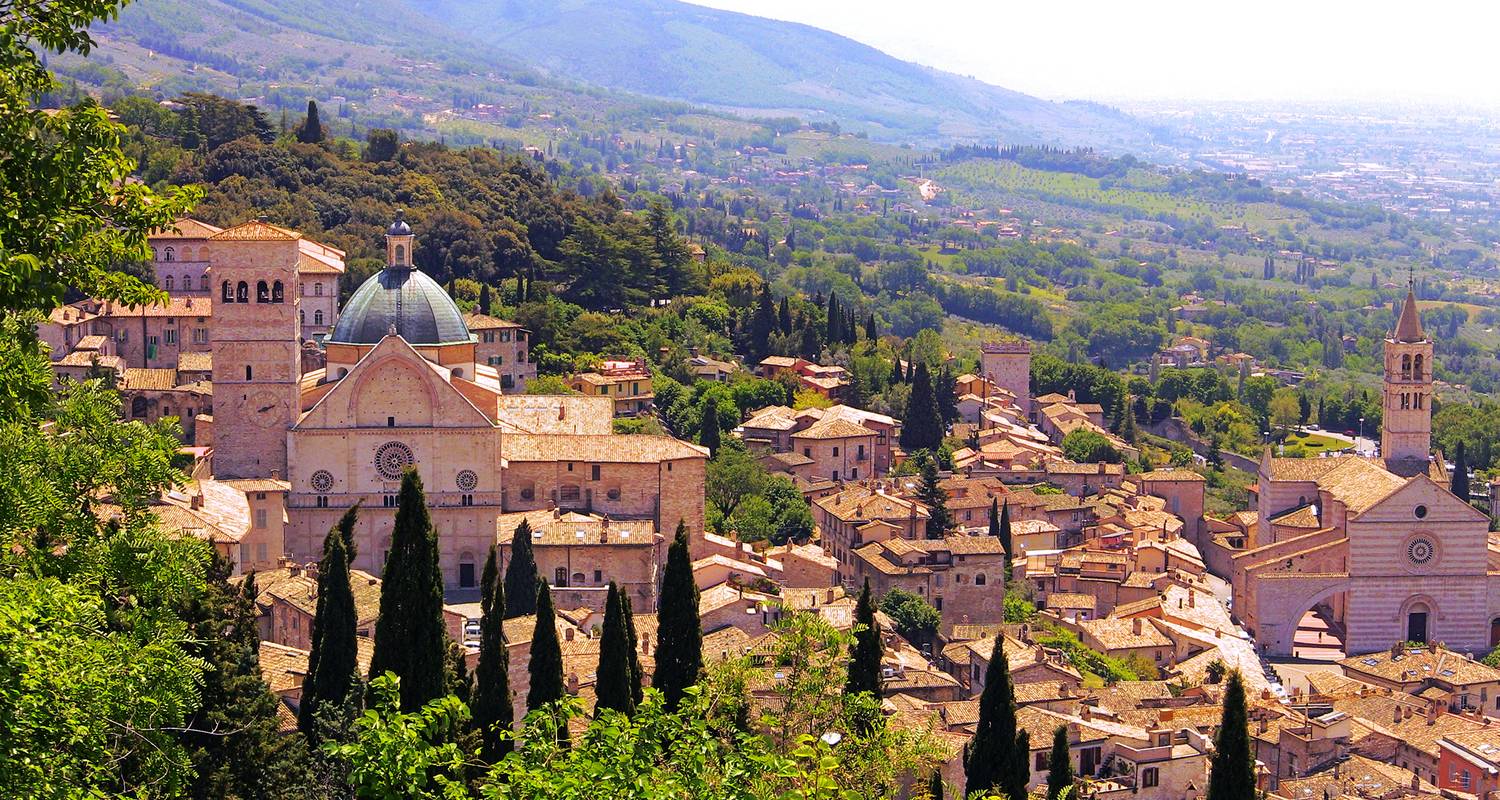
[207,215,707,605]
[1231,289,1499,657]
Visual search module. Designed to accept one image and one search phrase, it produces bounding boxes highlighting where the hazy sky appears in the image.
[688,1,1500,107]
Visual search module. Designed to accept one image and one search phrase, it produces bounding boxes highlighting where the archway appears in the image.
[1292,591,1347,661]
[1406,601,1431,644]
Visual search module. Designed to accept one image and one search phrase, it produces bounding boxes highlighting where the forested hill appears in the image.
[88,0,1154,149]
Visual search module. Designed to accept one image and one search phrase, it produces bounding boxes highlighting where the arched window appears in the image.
[164,275,175,291]
[130,396,148,418]
[1401,353,1412,380]
[572,572,586,586]
[181,274,191,291]
[256,281,269,303]
[1401,393,1410,410]
[314,282,323,296]
[271,280,284,303]
[245,365,253,380]
[1415,393,1424,410]
[1414,354,1424,381]
[314,309,324,326]
[164,246,175,262]
[222,281,234,303]
[236,282,249,303]
[394,245,405,264]
[199,275,209,292]
[299,309,305,324]
[975,573,987,586]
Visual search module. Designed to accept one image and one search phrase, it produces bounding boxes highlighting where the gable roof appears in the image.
[210,219,301,241]
[297,334,495,429]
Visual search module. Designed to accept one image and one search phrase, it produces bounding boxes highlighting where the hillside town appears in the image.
[32,210,1500,800]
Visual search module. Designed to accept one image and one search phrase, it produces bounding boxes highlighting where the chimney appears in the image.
[270,469,281,481]
[1132,618,1144,635]
[1258,717,1268,734]
[558,402,566,421]
[1080,705,1091,721]
[1426,703,1437,725]
[190,492,203,510]
[566,673,579,693]
[641,631,650,655]
[564,627,574,642]
[1188,591,1196,608]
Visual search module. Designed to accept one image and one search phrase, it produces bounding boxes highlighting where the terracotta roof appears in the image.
[1138,469,1206,482]
[1046,592,1096,610]
[462,313,524,331]
[1341,646,1500,688]
[1078,617,1172,651]
[1394,288,1425,342]
[814,485,928,523]
[501,433,707,463]
[1266,455,1359,481]
[98,296,211,318]
[742,405,799,431]
[495,510,657,546]
[120,368,183,391]
[791,416,875,440]
[210,219,301,241]
[758,356,801,368]
[1269,504,1321,528]
[1317,458,1408,514]
[151,218,224,239]
[261,568,384,624]
[763,451,815,467]
[176,351,211,372]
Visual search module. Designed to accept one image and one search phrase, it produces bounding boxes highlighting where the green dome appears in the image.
[328,267,470,345]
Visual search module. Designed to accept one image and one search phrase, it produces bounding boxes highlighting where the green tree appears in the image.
[917,454,951,538]
[1205,672,1255,800]
[1046,724,1075,800]
[527,581,566,713]
[596,582,636,715]
[369,469,448,712]
[504,518,539,618]
[900,362,944,452]
[879,588,941,649]
[621,589,644,708]
[844,579,883,699]
[746,283,778,362]
[327,675,469,800]
[296,98,325,143]
[366,127,399,161]
[1062,429,1122,463]
[1452,439,1470,501]
[653,521,703,711]
[993,498,1013,584]
[473,543,513,763]
[645,199,693,297]
[299,507,361,740]
[479,283,493,315]
[936,364,959,426]
[966,635,1029,800]
[928,770,945,800]
[0,0,199,316]
[699,395,722,456]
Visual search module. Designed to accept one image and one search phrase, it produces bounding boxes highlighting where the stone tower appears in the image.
[980,340,1032,418]
[1381,286,1432,466]
[209,220,304,479]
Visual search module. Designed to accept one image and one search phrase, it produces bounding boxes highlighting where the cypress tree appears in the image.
[778,296,793,334]
[844,578,883,698]
[595,583,636,715]
[699,399,722,457]
[621,589,643,707]
[296,99,324,143]
[1452,440,1470,501]
[999,500,1014,581]
[798,323,821,360]
[865,313,878,341]
[826,291,841,344]
[889,357,904,386]
[299,508,360,739]
[965,634,1028,800]
[1205,672,1255,800]
[181,559,309,796]
[748,284,777,361]
[918,455,951,538]
[369,469,448,712]
[504,519,539,618]
[527,581,565,712]
[1047,724,1075,800]
[473,544,513,763]
[653,521,703,711]
[479,283,492,315]
[936,364,958,425]
[900,362,944,452]
[928,770,945,800]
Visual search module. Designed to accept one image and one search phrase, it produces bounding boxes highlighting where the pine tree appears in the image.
[181,558,310,796]
[296,99,324,144]
[369,469,448,712]
[1452,440,1470,501]
[965,634,1028,800]
[998,500,1013,585]
[844,578,883,698]
[699,399,722,457]
[479,283,492,315]
[527,581,565,712]
[473,544,513,763]
[918,454,951,538]
[1205,672,1255,800]
[595,583,636,715]
[900,362,944,452]
[504,519,539,618]
[653,521,703,710]
[299,508,360,740]
[1047,724,1075,800]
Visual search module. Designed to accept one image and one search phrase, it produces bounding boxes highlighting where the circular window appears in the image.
[310,469,334,493]
[1407,536,1436,566]
[1414,505,1428,519]
[374,441,415,480]
[456,469,478,492]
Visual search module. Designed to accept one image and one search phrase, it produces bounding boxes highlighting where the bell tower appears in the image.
[209,219,303,479]
[1381,283,1432,466]
[386,210,414,268]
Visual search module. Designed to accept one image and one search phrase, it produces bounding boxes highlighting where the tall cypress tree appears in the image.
[473,544,513,763]
[621,589,643,707]
[479,283,492,315]
[936,364,958,426]
[699,399,722,457]
[299,508,360,739]
[653,520,703,710]
[504,519,539,619]
[1205,672,1255,800]
[918,454,951,539]
[296,99,324,143]
[595,583,635,715]
[527,581,565,712]
[889,358,904,386]
[369,469,448,712]
[844,578,883,698]
[900,362,944,452]
[778,296,793,334]
[825,291,842,345]
[928,770,945,800]
[965,634,1028,800]
[998,500,1013,581]
[865,313,878,342]
[1047,725,1075,800]
[181,559,309,797]
[1452,440,1470,501]
[748,284,777,361]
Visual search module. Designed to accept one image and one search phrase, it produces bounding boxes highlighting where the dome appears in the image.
[328,267,470,345]
[387,210,412,237]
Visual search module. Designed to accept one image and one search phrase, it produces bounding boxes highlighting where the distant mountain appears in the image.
[91,0,1152,149]
[410,0,1151,148]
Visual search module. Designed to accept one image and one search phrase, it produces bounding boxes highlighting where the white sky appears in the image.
[687,0,1500,107]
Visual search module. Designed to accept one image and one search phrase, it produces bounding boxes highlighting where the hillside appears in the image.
[84,0,1156,149]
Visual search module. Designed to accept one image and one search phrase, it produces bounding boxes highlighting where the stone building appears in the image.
[850,535,1008,623]
[980,340,1032,417]
[569,359,654,416]
[464,312,536,391]
[1232,288,1500,657]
